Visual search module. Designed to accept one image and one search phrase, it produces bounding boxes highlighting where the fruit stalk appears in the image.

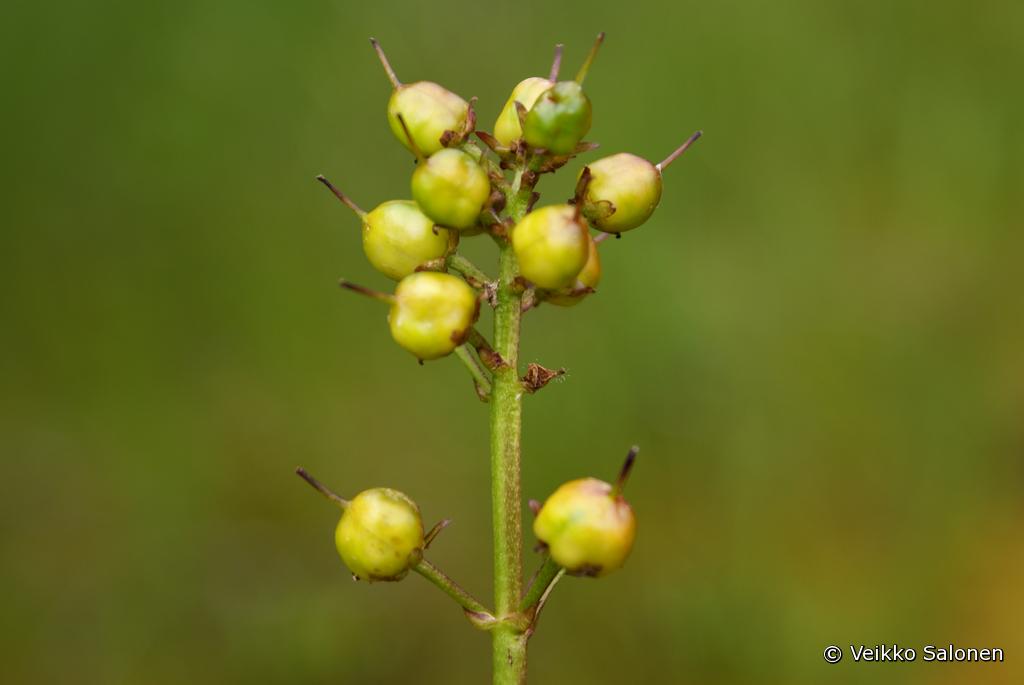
[413,558,492,616]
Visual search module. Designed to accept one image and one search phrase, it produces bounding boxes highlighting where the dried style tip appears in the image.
[548,43,564,82]
[295,467,350,509]
[369,37,401,89]
[316,175,366,217]
[572,166,593,207]
[338,279,396,304]
[612,445,639,497]
[424,518,453,549]
[396,113,426,162]
[656,130,703,172]
[575,32,606,85]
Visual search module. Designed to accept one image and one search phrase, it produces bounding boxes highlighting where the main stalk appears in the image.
[489,175,530,684]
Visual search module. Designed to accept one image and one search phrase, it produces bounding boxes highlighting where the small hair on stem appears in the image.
[656,130,703,172]
[369,37,401,89]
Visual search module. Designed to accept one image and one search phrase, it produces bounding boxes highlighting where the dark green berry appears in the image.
[494,77,554,146]
[523,81,592,155]
[521,34,603,155]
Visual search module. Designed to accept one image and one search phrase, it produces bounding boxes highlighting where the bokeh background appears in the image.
[2,1,1022,683]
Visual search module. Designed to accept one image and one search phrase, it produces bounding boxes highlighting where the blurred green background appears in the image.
[2,0,1022,683]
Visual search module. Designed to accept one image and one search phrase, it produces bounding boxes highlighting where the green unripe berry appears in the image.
[411,148,490,230]
[511,205,589,290]
[494,77,554,146]
[533,477,636,577]
[582,153,662,233]
[335,487,424,582]
[371,39,469,156]
[387,82,469,156]
[545,235,601,306]
[582,131,702,233]
[363,200,450,280]
[389,272,479,361]
[523,81,592,155]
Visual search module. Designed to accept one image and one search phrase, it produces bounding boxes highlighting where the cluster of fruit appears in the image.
[318,35,699,363]
[303,36,699,590]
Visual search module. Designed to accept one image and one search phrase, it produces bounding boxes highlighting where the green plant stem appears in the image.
[490,171,531,685]
[449,253,492,286]
[520,555,562,612]
[455,345,492,399]
[414,558,492,617]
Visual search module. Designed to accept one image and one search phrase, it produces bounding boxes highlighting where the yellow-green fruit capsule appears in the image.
[582,153,662,233]
[533,478,636,577]
[493,77,554,146]
[511,205,589,290]
[411,148,490,230]
[545,235,601,306]
[363,200,450,280]
[335,487,424,582]
[388,272,479,360]
[523,81,592,155]
[387,82,469,156]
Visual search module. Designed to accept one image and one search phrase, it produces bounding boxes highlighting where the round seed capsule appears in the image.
[411,148,490,230]
[582,154,662,233]
[533,477,636,577]
[363,200,450,280]
[388,272,479,361]
[545,235,601,306]
[335,487,424,582]
[509,202,589,288]
[387,82,469,156]
[511,205,590,290]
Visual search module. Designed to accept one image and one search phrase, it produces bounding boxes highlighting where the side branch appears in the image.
[414,558,495,624]
[468,328,507,371]
[448,253,493,288]
[455,344,493,401]
[520,555,562,612]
